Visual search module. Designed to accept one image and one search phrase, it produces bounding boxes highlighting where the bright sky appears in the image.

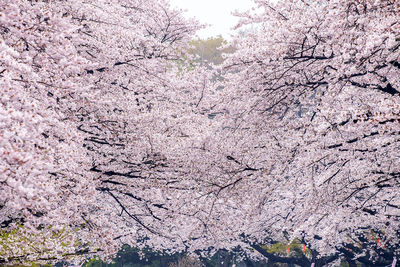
[168,0,256,39]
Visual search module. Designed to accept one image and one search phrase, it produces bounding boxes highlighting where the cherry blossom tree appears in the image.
[0,0,103,263]
[216,0,400,261]
[0,0,211,264]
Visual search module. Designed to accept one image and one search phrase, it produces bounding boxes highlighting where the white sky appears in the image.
[168,0,256,39]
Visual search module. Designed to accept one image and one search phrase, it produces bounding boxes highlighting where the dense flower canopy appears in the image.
[0,0,399,265]
[217,0,400,260]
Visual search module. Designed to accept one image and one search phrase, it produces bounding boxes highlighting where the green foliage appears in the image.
[0,224,85,266]
[84,257,120,267]
[262,239,312,258]
[172,36,235,76]
[82,245,184,267]
[188,36,235,66]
